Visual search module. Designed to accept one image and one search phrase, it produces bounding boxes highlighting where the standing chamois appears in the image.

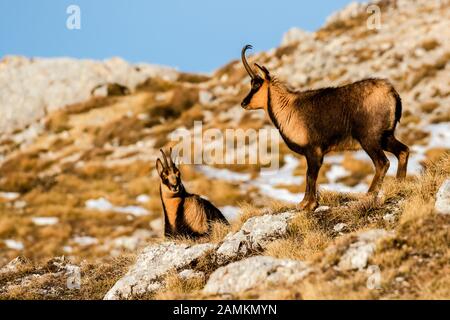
[240,45,409,211]
[156,149,229,238]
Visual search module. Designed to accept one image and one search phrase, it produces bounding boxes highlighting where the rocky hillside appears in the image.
[0,0,449,299]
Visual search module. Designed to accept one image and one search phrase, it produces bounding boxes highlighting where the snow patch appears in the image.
[4,239,24,250]
[219,205,240,222]
[136,194,150,204]
[0,192,20,200]
[32,217,59,226]
[73,236,98,246]
[85,197,150,216]
[196,166,251,182]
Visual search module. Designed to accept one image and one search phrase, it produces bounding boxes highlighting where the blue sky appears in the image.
[0,0,355,72]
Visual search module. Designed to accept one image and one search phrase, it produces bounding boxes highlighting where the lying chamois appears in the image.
[156,149,229,238]
[240,45,409,211]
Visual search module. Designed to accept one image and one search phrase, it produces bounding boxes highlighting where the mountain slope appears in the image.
[0,0,449,299]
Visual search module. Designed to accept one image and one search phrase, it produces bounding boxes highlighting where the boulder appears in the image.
[203,256,311,295]
[0,256,27,274]
[215,211,295,264]
[435,179,450,215]
[104,242,216,300]
[178,269,205,282]
[337,229,393,271]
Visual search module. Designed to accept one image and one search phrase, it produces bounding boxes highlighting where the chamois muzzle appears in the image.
[241,44,256,79]
[241,95,251,108]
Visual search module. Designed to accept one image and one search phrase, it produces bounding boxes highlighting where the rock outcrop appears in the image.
[104,242,215,300]
[216,211,295,264]
[104,211,295,299]
[203,256,311,295]
[435,179,450,215]
[0,256,79,297]
[336,229,393,271]
[0,56,178,135]
[0,256,26,274]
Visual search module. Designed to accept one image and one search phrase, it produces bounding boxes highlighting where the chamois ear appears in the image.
[254,63,271,80]
[156,159,165,177]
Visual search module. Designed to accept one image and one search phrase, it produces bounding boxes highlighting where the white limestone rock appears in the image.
[104,242,215,300]
[203,256,311,295]
[337,229,394,271]
[215,211,295,265]
[435,179,450,215]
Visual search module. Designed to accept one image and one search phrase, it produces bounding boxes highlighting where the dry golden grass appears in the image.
[420,101,440,114]
[0,254,134,300]
[268,155,450,300]
[208,221,231,244]
[430,113,450,124]
[153,270,206,300]
[164,155,449,301]
[339,153,373,186]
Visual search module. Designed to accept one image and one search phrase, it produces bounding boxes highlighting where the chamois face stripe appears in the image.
[242,77,265,109]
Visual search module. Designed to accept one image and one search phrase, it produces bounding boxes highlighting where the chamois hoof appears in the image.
[297,200,319,212]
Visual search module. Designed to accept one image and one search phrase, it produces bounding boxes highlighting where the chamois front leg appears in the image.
[298,150,323,212]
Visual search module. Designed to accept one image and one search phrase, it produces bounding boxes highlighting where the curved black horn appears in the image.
[241,44,256,79]
[160,149,169,168]
[168,147,175,167]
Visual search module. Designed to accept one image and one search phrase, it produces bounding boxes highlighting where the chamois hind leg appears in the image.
[382,133,409,179]
[299,149,323,211]
[362,145,390,195]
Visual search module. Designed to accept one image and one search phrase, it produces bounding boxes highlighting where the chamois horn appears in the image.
[160,149,169,168]
[241,44,256,79]
[168,147,175,168]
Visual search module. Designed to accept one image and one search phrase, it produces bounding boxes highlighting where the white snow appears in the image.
[0,192,20,200]
[256,155,302,185]
[194,121,450,205]
[395,122,450,175]
[85,197,150,217]
[73,236,98,246]
[136,194,150,204]
[85,197,114,211]
[31,217,59,226]
[219,205,240,222]
[63,245,73,253]
[258,184,303,203]
[196,166,251,182]
[426,123,450,149]
[196,154,368,203]
[321,182,368,193]
[4,239,24,250]
[13,200,27,209]
[251,155,303,202]
[114,205,149,217]
[326,165,350,183]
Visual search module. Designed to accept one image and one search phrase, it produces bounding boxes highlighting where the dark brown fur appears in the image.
[156,149,228,238]
[241,46,409,211]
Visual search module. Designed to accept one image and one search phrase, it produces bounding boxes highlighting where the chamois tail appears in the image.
[392,88,402,128]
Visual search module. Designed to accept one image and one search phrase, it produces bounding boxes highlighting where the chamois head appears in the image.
[156,148,183,193]
[240,44,271,110]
